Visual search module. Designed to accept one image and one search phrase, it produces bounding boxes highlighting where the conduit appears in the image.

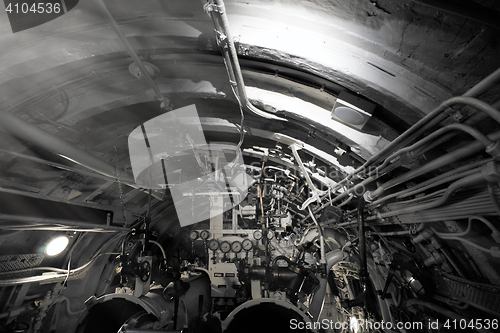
[206,0,287,121]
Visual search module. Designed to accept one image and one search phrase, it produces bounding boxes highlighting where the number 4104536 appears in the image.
[5,2,62,14]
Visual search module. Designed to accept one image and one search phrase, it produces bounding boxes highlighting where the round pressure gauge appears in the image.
[189,230,199,240]
[231,241,242,253]
[253,230,262,240]
[200,230,211,240]
[220,241,231,253]
[242,239,253,251]
[267,230,275,240]
[208,239,219,251]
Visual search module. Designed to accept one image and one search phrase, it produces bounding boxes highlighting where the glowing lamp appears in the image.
[46,236,69,256]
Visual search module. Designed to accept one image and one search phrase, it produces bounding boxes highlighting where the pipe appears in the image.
[0,147,163,200]
[93,0,170,108]
[207,0,286,121]
[377,172,486,218]
[337,75,500,191]
[367,230,410,236]
[0,215,130,232]
[309,249,343,321]
[406,299,494,333]
[308,206,326,265]
[390,158,490,196]
[290,144,321,205]
[380,123,495,172]
[150,240,167,261]
[0,112,136,184]
[366,130,500,201]
[342,199,368,308]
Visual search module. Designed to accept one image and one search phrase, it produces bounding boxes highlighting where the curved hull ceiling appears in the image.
[0,0,500,332]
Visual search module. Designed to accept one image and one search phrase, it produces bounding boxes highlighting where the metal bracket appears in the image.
[203,3,225,14]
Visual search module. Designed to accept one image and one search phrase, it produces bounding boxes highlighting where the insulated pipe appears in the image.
[309,249,343,321]
[207,0,286,121]
[0,112,136,184]
[93,0,170,108]
[462,67,500,98]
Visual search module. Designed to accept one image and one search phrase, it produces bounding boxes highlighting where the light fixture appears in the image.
[46,236,69,256]
[331,91,376,129]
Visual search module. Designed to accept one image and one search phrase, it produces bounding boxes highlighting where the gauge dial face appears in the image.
[189,230,199,240]
[220,241,231,253]
[200,230,210,240]
[242,239,253,251]
[208,239,219,251]
[253,230,262,240]
[267,230,274,240]
[231,241,242,253]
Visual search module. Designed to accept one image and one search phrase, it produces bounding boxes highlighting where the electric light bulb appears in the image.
[46,236,69,256]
